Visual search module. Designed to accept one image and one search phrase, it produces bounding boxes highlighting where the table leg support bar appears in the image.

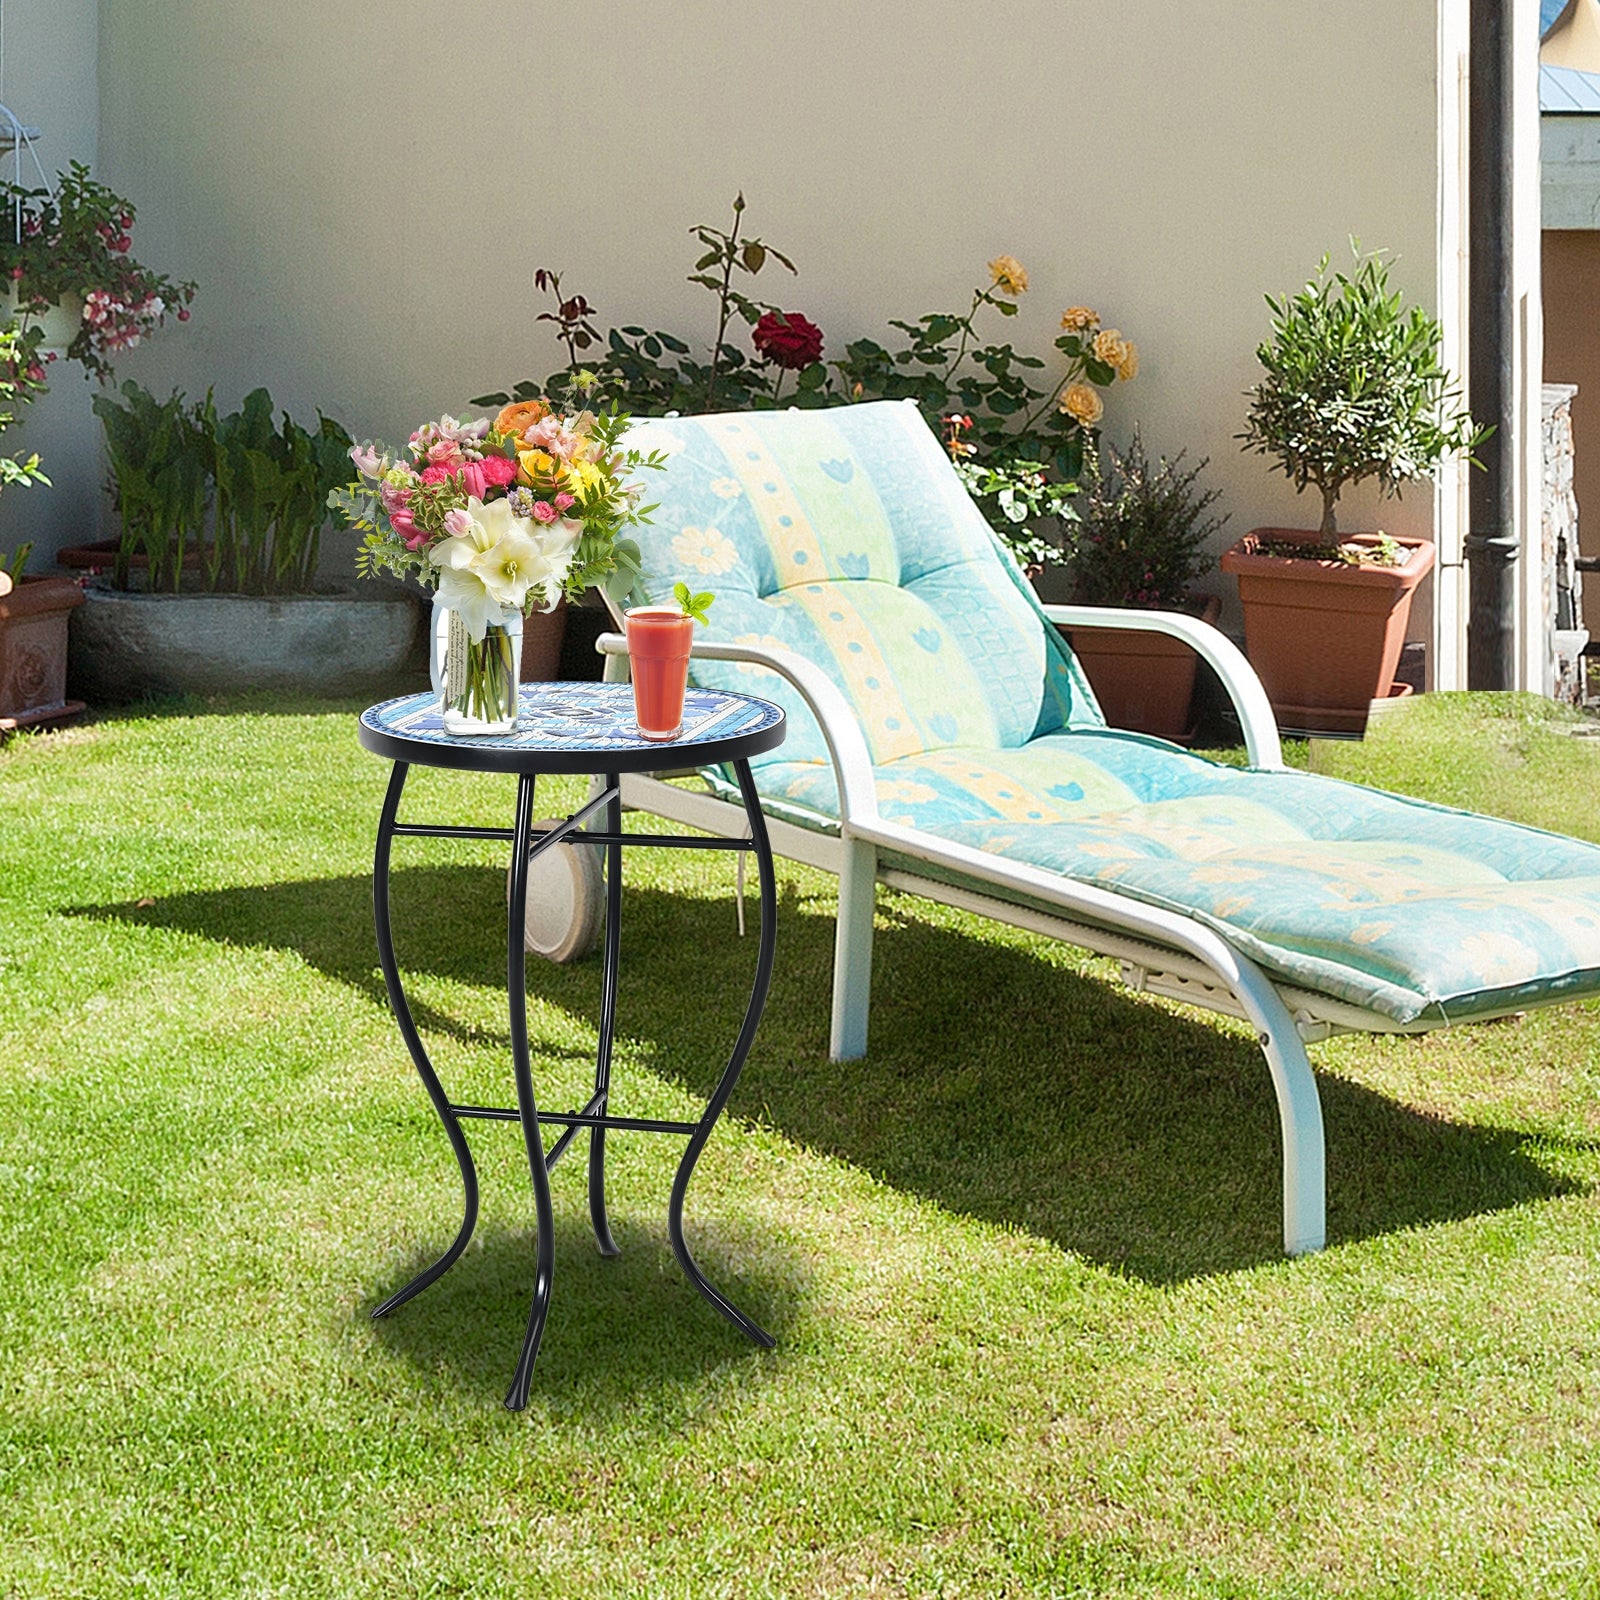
[587,790,625,1260]
[370,762,482,1322]
[505,771,558,1413]
[667,758,778,1350]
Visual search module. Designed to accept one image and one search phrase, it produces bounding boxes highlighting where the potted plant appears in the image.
[1226,247,1485,734]
[0,162,195,388]
[69,383,423,701]
[1060,431,1228,740]
[0,326,82,730]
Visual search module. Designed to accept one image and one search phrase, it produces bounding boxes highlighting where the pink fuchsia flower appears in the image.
[443,508,474,538]
[531,500,559,524]
[478,454,519,488]
[554,491,576,512]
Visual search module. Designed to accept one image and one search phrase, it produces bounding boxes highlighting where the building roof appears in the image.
[1542,61,1600,110]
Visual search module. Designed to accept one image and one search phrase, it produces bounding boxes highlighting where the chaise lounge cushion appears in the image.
[625,402,1600,1027]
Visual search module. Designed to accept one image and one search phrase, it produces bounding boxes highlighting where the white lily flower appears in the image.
[469,519,553,611]
[433,563,505,643]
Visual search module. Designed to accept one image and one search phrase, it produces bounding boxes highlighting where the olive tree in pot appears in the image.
[0,326,82,731]
[70,383,423,702]
[1061,430,1227,741]
[1225,248,1485,734]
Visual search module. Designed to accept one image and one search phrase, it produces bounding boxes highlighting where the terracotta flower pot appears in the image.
[1066,594,1222,742]
[1220,528,1435,736]
[0,573,86,730]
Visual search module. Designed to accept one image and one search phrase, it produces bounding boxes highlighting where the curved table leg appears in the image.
[505,771,558,1412]
[370,761,482,1320]
[667,756,777,1349]
[586,786,624,1258]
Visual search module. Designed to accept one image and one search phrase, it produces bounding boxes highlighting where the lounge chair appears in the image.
[532,399,1600,1256]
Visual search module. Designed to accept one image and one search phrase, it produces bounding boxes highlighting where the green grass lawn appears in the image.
[3,691,1600,1598]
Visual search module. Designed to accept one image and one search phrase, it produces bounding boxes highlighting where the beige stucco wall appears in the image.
[8,0,1550,687]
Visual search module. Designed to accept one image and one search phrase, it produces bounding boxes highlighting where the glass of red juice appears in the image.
[625,606,695,740]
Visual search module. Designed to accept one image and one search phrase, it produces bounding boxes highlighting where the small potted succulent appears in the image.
[1226,247,1485,733]
[1061,430,1227,740]
[0,326,82,730]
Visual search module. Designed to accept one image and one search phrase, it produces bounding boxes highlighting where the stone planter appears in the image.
[1220,528,1435,737]
[68,583,425,703]
[1065,594,1222,743]
[0,572,85,730]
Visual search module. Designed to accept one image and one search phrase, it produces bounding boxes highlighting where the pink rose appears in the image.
[419,464,454,486]
[459,461,488,500]
[479,455,518,488]
[532,501,559,524]
[425,440,464,468]
[554,491,576,511]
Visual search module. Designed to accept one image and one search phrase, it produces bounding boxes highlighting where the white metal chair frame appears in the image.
[581,606,1534,1257]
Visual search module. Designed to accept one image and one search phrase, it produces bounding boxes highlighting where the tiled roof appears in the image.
[1542,62,1600,110]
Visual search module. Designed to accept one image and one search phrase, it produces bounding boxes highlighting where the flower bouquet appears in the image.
[331,399,663,733]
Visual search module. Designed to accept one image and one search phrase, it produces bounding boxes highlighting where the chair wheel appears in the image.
[506,818,604,962]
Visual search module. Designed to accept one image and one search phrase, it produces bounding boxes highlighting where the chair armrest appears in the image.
[594,632,881,824]
[1041,603,1285,770]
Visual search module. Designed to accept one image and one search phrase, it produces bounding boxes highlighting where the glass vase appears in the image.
[430,597,522,735]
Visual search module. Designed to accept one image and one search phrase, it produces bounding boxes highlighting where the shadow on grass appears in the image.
[73,863,1583,1283]
[365,1214,799,1412]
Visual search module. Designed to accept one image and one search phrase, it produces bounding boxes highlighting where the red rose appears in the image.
[752,311,824,370]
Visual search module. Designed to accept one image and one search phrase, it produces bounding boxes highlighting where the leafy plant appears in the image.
[1,162,195,387]
[206,388,353,595]
[93,383,209,592]
[1239,245,1485,536]
[92,383,352,595]
[1071,430,1227,609]
[672,581,714,625]
[0,324,49,580]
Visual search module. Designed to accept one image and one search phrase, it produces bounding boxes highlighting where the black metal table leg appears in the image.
[504,772,558,1412]
[586,786,624,1258]
[370,761,482,1321]
[666,757,777,1349]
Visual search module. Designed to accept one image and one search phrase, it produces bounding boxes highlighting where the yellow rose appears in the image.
[1116,341,1139,381]
[1093,329,1131,370]
[1060,306,1098,331]
[987,255,1029,297]
[517,448,560,486]
[1058,382,1104,427]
